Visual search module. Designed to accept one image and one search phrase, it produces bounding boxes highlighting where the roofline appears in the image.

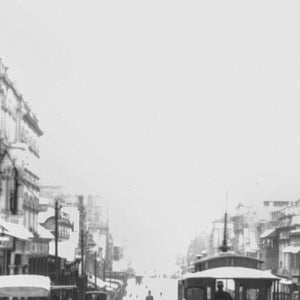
[194,253,264,264]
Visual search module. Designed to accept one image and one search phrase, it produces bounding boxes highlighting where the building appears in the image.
[231,203,265,258]
[0,59,46,275]
[259,200,300,279]
[39,187,88,261]
[85,195,111,280]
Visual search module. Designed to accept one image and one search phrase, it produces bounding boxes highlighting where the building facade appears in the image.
[0,59,45,275]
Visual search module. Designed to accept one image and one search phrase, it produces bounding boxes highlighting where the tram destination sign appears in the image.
[0,235,13,249]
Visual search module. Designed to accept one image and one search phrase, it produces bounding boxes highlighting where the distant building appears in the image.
[231,203,265,258]
[259,200,300,279]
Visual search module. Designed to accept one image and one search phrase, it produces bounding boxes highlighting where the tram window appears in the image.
[246,288,269,300]
[246,289,258,300]
[239,286,243,300]
[215,279,235,299]
[207,286,211,300]
[187,288,204,300]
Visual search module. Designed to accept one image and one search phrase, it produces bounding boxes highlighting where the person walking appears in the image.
[145,290,154,300]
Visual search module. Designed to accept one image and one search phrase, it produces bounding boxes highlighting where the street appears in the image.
[124,278,177,300]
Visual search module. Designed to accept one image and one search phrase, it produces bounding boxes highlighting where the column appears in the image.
[9,251,15,275]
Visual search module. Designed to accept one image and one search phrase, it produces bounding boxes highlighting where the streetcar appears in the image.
[178,213,280,300]
[0,274,51,298]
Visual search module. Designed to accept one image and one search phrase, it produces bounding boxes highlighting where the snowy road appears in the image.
[125,277,177,300]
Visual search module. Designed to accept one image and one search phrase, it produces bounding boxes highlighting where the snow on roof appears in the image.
[283,246,300,254]
[182,267,279,280]
[106,278,124,286]
[0,220,33,240]
[0,275,50,297]
[38,225,54,240]
[280,279,292,285]
[105,281,118,289]
[260,228,276,239]
[87,274,106,288]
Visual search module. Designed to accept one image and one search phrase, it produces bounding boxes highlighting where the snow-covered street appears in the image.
[124,278,177,300]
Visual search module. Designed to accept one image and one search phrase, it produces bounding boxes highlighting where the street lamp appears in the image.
[54,199,62,284]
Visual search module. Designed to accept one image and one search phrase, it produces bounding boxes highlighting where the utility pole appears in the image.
[94,252,97,288]
[80,228,85,300]
[81,229,84,277]
[55,199,59,284]
[103,259,106,281]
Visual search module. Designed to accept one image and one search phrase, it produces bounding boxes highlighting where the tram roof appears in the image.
[0,275,50,297]
[182,267,279,280]
[193,252,263,264]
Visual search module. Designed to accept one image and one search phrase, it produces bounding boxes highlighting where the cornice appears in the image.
[23,112,43,136]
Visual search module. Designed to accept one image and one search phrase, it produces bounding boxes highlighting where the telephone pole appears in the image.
[55,199,59,284]
[94,251,97,288]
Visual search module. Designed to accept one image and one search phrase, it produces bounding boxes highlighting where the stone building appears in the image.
[259,200,300,279]
[0,59,47,274]
[230,203,265,258]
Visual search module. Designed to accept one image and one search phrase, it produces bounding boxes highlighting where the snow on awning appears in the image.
[283,246,300,254]
[182,267,279,280]
[87,274,106,289]
[260,229,276,239]
[106,278,124,286]
[0,220,33,240]
[280,279,292,285]
[105,281,118,289]
[0,275,50,297]
[37,225,54,240]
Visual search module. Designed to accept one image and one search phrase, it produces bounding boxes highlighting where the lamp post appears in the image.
[94,251,97,288]
[55,199,60,284]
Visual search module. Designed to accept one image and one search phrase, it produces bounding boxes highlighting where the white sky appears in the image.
[2,0,300,274]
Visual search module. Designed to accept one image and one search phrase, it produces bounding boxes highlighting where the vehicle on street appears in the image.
[0,274,51,298]
[178,213,280,300]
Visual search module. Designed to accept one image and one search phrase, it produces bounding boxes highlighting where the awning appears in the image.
[0,220,33,240]
[37,225,54,240]
[105,281,118,289]
[280,279,292,285]
[0,275,50,297]
[260,229,276,239]
[87,274,106,289]
[106,278,124,286]
[283,246,300,254]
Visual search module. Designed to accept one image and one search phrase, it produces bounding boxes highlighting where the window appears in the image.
[9,167,19,215]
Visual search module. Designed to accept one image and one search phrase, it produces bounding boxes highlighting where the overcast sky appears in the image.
[2,0,300,273]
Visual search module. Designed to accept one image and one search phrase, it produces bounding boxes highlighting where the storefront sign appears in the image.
[0,235,13,249]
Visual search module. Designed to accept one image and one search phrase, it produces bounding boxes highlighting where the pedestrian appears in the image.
[145,290,154,300]
[213,281,233,300]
